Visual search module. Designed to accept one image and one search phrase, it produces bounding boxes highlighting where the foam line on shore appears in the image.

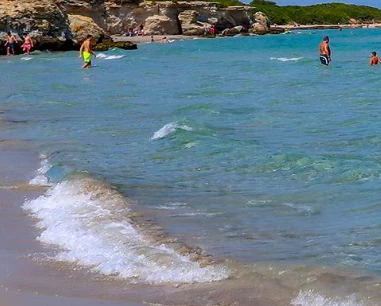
[291,290,365,306]
[26,164,229,284]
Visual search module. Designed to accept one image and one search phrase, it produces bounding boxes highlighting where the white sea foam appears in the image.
[283,202,315,214]
[29,156,52,186]
[270,57,303,62]
[96,53,125,60]
[23,178,229,284]
[21,57,33,61]
[104,55,125,60]
[291,290,365,306]
[156,202,188,210]
[151,122,193,140]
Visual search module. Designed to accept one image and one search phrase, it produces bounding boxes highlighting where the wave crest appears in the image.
[23,177,229,284]
[151,122,193,140]
[271,57,303,62]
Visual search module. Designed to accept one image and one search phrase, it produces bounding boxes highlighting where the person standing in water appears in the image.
[22,34,34,55]
[369,51,380,65]
[79,34,96,68]
[5,32,18,56]
[319,36,331,66]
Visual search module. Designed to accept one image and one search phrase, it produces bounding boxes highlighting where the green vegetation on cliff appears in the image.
[249,1,381,25]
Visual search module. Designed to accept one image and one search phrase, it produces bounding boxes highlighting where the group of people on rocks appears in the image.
[4,32,34,56]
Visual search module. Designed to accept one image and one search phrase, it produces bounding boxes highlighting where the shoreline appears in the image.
[112,24,381,45]
[112,34,199,45]
[0,140,145,306]
[274,23,381,31]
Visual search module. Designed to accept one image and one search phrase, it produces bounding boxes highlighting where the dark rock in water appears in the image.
[94,41,137,51]
[269,27,286,34]
[222,26,245,36]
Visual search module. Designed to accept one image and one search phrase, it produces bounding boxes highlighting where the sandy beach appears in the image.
[113,34,197,44]
[0,141,145,306]
[111,23,381,45]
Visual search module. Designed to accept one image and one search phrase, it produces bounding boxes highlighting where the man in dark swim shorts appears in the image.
[5,32,18,56]
[319,36,331,66]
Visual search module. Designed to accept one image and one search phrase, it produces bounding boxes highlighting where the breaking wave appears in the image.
[151,122,193,140]
[26,168,229,284]
[270,57,303,62]
[28,155,52,186]
[96,53,125,60]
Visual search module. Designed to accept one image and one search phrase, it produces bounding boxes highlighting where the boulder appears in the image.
[250,11,270,35]
[254,11,270,29]
[251,23,267,35]
[144,15,180,35]
[178,10,205,36]
[94,40,137,51]
[222,25,244,36]
[178,10,199,24]
[68,14,106,46]
[269,27,285,34]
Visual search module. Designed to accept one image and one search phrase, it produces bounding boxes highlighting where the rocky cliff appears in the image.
[0,0,276,54]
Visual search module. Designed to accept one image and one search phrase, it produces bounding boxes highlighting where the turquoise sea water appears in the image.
[3,28,381,304]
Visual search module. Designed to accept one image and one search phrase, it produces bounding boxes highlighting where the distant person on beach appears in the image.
[5,32,18,56]
[138,23,144,35]
[319,36,331,66]
[369,51,379,65]
[150,35,154,42]
[22,34,34,55]
[160,36,169,44]
[210,25,216,36]
[79,34,96,68]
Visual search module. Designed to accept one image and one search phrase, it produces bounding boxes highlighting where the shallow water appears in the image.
[2,28,381,305]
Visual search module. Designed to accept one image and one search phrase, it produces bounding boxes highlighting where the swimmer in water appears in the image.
[319,36,331,66]
[369,51,380,66]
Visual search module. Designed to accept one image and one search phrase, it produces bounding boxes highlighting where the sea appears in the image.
[2,28,381,305]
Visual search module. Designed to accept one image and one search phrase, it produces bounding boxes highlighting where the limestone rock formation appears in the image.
[68,14,106,46]
[144,14,179,35]
[178,10,205,36]
[0,0,73,53]
[0,0,274,54]
[222,25,244,36]
[250,11,270,35]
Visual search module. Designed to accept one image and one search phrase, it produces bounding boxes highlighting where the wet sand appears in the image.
[0,141,145,306]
